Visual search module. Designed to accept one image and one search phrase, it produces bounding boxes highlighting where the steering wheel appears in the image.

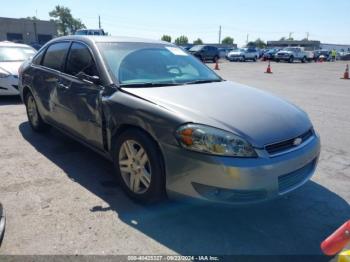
[167,66,183,76]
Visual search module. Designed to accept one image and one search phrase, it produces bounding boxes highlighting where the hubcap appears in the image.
[27,96,39,127]
[118,140,151,194]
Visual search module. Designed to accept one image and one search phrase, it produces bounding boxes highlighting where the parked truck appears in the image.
[275,47,308,63]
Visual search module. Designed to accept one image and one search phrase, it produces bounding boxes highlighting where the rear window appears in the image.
[42,42,70,71]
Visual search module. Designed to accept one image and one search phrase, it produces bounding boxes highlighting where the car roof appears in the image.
[51,35,172,45]
[0,41,33,48]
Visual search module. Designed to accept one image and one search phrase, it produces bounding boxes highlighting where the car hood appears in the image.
[0,61,23,76]
[228,51,244,55]
[122,81,312,148]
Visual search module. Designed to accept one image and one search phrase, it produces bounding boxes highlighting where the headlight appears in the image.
[176,124,257,157]
[0,68,10,78]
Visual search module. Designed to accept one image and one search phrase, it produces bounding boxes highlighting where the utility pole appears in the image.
[288,32,293,40]
[246,34,249,44]
[98,15,101,29]
[218,25,222,44]
[306,32,309,40]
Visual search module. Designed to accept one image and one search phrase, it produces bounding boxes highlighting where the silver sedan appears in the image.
[19,36,320,205]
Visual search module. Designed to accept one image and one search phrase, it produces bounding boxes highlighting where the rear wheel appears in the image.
[113,129,165,204]
[25,91,49,132]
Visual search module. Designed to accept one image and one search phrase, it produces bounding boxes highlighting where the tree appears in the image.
[26,16,39,20]
[161,35,172,43]
[193,38,203,45]
[279,37,286,41]
[174,35,189,45]
[49,5,85,36]
[254,38,267,49]
[221,36,234,45]
[247,41,256,48]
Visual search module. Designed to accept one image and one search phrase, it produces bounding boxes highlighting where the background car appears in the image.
[227,48,259,62]
[188,45,219,62]
[262,48,280,61]
[75,29,106,36]
[0,41,36,96]
[0,202,5,246]
[275,47,308,63]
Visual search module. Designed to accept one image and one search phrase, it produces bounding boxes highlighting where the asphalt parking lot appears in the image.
[0,61,349,257]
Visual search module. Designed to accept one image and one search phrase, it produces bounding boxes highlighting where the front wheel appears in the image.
[113,129,165,204]
[25,92,49,132]
[213,56,219,63]
[288,56,294,63]
[301,57,307,63]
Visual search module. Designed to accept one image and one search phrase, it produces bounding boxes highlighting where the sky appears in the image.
[1,0,349,46]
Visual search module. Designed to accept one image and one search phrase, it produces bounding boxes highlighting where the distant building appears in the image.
[267,40,321,51]
[320,43,350,52]
[0,17,57,45]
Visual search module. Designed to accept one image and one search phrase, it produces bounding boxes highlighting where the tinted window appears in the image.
[32,48,45,65]
[42,42,70,71]
[66,42,98,76]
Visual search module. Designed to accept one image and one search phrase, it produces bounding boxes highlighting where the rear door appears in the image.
[32,41,71,122]
[57,41,104,149]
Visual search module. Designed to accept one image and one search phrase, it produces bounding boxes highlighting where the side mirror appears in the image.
[76,72,100,84]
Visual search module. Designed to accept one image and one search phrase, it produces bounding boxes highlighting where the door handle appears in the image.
[58,83,69,90]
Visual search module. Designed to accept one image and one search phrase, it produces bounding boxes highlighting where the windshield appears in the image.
[0,46,36,62]
[284,47,298,52]
[98,43,221,86]
[189,45,204,52]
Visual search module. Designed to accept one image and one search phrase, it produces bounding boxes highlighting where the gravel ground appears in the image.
[0,60,349,256]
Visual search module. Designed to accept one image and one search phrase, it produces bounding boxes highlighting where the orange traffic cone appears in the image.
[342,64,349,79]
[265,61,272,74]
[214,60,220,70]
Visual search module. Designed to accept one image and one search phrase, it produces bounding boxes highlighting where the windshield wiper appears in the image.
[119,82,182,88]
[184,79,223,85]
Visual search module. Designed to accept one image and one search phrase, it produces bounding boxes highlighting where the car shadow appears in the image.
[0,96,22,106]
[19,121,350,259]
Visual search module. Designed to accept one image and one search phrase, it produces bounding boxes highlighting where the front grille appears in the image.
[265,129,314,155]
[192,182,267,203]
[278,159,316,193]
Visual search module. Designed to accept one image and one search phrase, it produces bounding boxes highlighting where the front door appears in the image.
[56,42,104,150]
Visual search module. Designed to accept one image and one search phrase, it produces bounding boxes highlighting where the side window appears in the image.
[66,42,98,77]
[42,42,70,71]
[32,48,45,65]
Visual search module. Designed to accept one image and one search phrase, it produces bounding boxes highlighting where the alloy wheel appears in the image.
[118,140,152,194]
[27,95,39,127]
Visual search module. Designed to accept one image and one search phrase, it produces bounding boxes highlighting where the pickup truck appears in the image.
[275,47,308,63]
[226,48,259,62]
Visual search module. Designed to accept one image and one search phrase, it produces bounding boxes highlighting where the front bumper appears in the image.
[227,55,244,61]
[0,75,20,96]
[162,134,321,205]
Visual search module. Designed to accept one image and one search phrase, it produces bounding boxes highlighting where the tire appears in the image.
[276,59,280,63]
[24,91,49,132]
[288,56,294,63]
[112,129,165,204]
[241,56,246,62]
[301,57,307,63]
[213,55,219,63]
[253,56,257,62]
